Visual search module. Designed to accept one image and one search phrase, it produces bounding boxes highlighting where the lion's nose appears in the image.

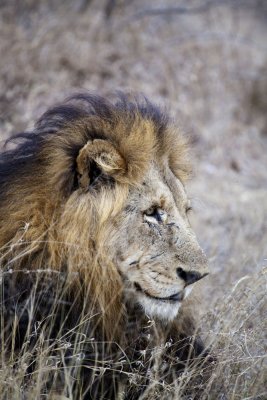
[176,267,208,286]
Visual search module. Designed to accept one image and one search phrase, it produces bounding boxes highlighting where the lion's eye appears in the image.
[144,207,167,224]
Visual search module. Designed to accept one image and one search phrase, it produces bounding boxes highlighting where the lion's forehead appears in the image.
[129,165,188,212]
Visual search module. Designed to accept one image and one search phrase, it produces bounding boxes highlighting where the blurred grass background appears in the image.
[0,1,266,398]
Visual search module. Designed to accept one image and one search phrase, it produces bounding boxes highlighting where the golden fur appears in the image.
[0,93,209,398]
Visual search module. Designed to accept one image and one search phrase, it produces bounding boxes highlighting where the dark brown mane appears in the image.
[0,93,168,201]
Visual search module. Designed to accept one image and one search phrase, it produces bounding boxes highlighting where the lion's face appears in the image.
[106,164,209,321]
[58,129,209,323]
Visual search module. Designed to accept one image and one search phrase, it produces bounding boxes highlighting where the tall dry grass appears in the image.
[0,257,266,399]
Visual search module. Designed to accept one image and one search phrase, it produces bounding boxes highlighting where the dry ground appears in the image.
[0,1,266,399]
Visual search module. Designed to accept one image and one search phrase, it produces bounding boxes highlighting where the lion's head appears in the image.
[0,93,208,335]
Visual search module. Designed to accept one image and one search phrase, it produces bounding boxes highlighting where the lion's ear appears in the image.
[76,139,127,190]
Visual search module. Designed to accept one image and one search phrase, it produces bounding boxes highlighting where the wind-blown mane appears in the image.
[0,93,209,400]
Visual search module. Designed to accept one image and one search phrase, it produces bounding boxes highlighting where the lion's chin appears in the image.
[139,296,182,321]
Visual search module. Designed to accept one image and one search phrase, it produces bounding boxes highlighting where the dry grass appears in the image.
[0,0,267,399]
[1,265,265,399]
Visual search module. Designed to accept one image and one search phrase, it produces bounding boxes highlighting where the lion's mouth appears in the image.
[134,282,184,302]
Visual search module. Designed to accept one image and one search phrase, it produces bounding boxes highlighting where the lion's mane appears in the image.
[0,94,208,399]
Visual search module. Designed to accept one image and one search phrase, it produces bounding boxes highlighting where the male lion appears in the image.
[0,93,209,399]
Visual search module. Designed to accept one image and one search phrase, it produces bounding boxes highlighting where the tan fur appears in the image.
[0,94,208,343]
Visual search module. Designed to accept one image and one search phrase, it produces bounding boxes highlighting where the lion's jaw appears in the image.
[107,166,209,321]
[131,290,183,321]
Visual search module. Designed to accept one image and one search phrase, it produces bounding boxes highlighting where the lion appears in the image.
[0,93,210,399]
